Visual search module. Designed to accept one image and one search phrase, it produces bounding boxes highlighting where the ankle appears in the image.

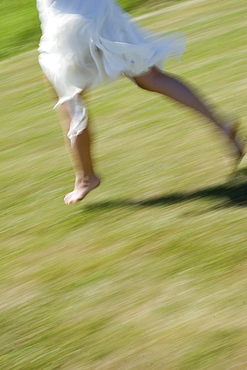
[75,173,98,185]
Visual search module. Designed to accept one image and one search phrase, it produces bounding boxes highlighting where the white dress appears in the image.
[37,0,185,142]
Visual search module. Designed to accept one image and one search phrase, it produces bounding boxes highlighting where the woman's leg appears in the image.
[59,102,100,205]
[133,67,244,162]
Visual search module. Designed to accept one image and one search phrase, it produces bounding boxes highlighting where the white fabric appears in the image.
[37,0,185,141]
[66,95,88,145]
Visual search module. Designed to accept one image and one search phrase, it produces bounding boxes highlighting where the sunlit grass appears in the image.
[1,0,247,369]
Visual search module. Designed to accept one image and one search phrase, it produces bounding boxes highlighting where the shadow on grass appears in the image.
[85,168,247,212]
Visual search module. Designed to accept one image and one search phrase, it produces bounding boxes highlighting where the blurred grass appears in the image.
[0,0,39,60]
[1,0,247,369]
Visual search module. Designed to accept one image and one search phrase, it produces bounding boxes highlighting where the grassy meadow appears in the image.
[1,0,247,369]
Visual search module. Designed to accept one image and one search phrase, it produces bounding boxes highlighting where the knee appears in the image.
[133,67,162,92]
[134,77,153,91]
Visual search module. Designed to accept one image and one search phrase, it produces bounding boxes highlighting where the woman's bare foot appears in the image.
[64,174,101,204]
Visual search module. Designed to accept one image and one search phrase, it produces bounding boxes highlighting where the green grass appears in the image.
[1,0,247,369]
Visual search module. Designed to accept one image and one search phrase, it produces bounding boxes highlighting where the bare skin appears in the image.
[58,103,100,205]
[64,128,100,204]
[60,67,244,204]
[134,67,244,161]
[63,126,100,205]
